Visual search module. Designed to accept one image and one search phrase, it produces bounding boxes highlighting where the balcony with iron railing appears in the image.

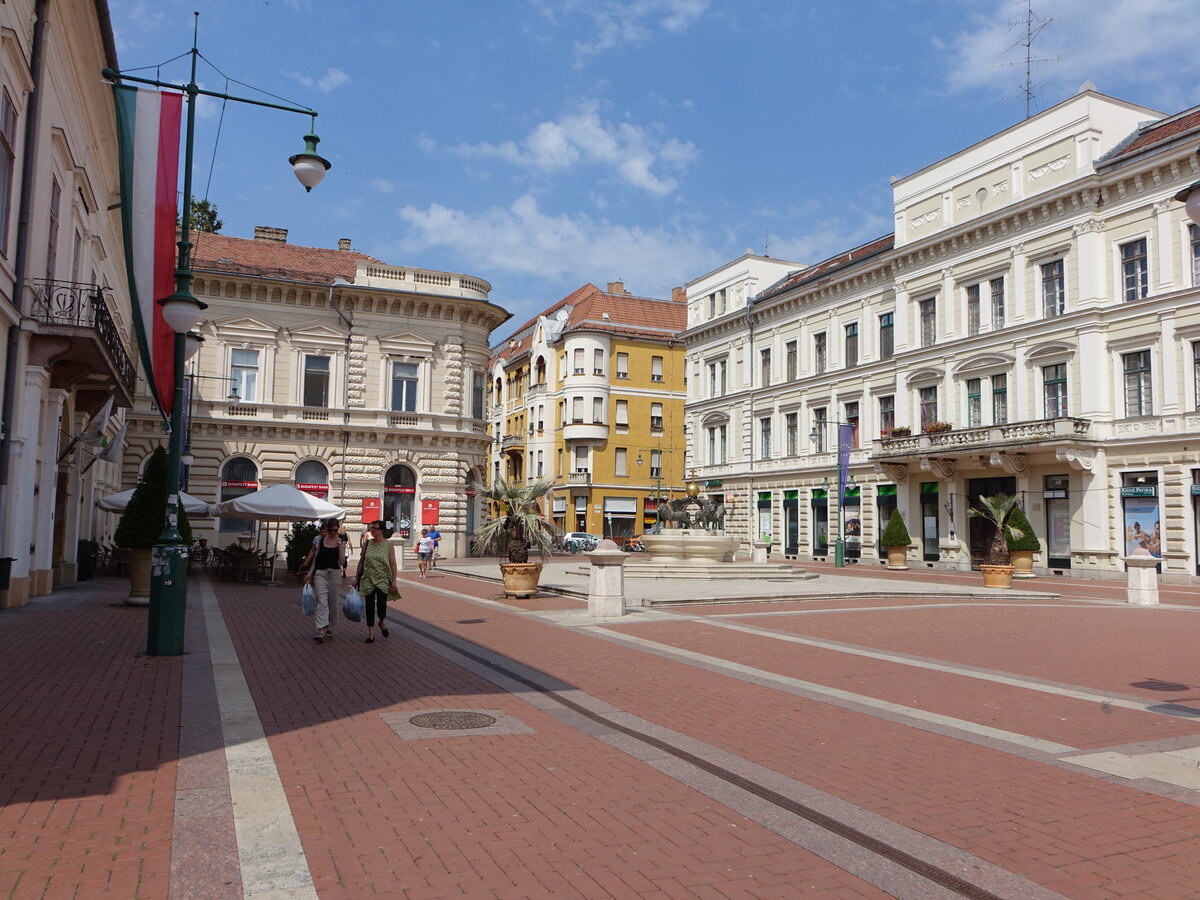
[874,417,1093,459]
[27,279,136,402]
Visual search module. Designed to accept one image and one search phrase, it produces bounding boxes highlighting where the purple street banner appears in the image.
[837,424,853,500]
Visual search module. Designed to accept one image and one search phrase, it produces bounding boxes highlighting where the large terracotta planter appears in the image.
[886,546,909,570]
[980,563,1014,588]
[1009,549,1036,578]
[499,561,542,598]
[125,547,152,606]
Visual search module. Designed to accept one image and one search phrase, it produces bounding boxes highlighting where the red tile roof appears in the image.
[757,234,895,302]
[191,231,383,284]
[1101,107,1200,163]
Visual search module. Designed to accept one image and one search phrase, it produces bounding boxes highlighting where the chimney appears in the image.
[671,286,687,304]
[338,238,351,251]
[253,225,288,243]
[606,280,631,296]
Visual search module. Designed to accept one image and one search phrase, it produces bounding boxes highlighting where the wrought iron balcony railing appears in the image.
[28,279,136,396]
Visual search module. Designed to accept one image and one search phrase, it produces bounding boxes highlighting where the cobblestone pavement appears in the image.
[2,565,1200,898]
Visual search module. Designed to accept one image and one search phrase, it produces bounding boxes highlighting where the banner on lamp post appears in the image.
[837,424,853,500]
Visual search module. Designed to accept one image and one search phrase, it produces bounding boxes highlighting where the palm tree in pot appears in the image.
[968,493,1023,588]
[471,476,560,598]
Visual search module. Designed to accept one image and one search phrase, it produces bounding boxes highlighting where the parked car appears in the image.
[560,532,600,552]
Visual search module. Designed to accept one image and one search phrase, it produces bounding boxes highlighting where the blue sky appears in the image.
[110,1,1200,333]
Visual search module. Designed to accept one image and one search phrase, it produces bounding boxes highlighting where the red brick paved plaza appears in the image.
[2,564,1200,898]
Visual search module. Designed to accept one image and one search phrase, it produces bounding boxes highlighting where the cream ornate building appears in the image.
[120,227,509,557]
[0,0,136,606]
[684,87,1200,582]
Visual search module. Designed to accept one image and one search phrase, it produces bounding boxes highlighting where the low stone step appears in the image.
[566,562,817,580]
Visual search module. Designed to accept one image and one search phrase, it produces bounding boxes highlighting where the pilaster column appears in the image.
[35,388,69,586]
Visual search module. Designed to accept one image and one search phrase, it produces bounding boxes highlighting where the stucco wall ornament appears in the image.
[920,457,957,479]
[988,452,1027,474]
[1055,445,1096,472]
[876,462,908,483]
[1028,155,1071,180]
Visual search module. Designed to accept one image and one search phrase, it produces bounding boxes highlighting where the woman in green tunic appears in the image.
[354,520,399,643]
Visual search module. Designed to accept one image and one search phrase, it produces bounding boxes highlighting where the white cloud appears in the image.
[942,0,1200,110]
[530,0,709,62]
[283,67,351,93]
[370,178,397,193]
[434,102,697,196]
[396,193,716,296]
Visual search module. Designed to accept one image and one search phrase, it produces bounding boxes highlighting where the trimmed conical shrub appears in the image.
[881,508,911,547]
[114,445,192,548]
[1005,505,1040,551]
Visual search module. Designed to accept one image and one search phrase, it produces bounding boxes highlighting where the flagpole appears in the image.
[104,12,330,656]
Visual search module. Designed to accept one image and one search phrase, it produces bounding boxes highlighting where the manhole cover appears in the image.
[408,711,498,730]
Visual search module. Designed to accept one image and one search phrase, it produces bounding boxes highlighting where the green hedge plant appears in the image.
[881,508,911,547]
[1005,505,1041,552]
[113,445,192,548]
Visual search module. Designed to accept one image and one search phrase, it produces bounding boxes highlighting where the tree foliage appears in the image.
[113,445,192,548]
[1005,505,1041,551]
[285,521,320,573]
[178,197,223,234]
[881,508,911,548]
[969,494,1022,566]
[470,476,560,563]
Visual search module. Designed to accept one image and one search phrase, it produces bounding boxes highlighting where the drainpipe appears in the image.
[0,0,49,557]
[328,278,352,516]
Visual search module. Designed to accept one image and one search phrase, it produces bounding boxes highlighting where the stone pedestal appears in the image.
[751,540,768,563]
[586,541,627,618]
[1124,547,1160,606]
[388,534,407,570]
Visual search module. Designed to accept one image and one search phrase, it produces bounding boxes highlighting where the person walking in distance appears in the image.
[427,523,441,568]
[355,520,398,644]
[304,519,346,643]
[416,528,434,578]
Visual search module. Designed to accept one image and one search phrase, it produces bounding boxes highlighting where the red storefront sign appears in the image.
[221,480,258,489]
[384,486,416,494]
[295,482,328,497]
[361,498,381,523]
[421,499,439,525]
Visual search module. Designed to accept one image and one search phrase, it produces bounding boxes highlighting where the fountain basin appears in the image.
[641,529,739,563]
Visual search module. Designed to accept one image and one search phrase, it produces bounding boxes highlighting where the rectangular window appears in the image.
[878,312,894,360]
[845,401,860,448]
[785,412,798,456]
[966,284,981,336]
[572,348,584,374]
[304,355,331,407]
[650,402,663,431]
[760,348,771,385]
[992,373,1008,424]
[785,341,798,380]
[537,404,544,432]
[919,386,938,430]
[1121,238,1148,301]
[1194,342,1200,410]
[708,293,716,318]
[759,416,772,459]
[708,425,727,464]
[615,448,627,477]
[574,445,589,472]
[879,395,895,435]
[537,450,544,477]
[717,288,726,314]
[709,360,727,396]
[814,333,827,374]
[616,352,629,379]
[592,396,603,423]
[967,378,982,427]
[719,424,727,462]
[593,348,604,375]
[1041,259,1065,317]
[471,371,485,419]
[1191,225,1200,286]
[46,176,61,280]
[650,449,662,478]
[919,298,936,347]
[1043,364,1068,418]
[390,361,418,411]
[230,349,259,402]
[990,277,1005,327]
[845,323,859,367]
[572,396,582,422]
[1123,350,1153,417]
[651,355,663,382]
[615,399,629,429]
[0,92,16,254]
[812,408,827,452]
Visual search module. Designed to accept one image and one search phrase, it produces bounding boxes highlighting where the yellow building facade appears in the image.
[490,282,687,541]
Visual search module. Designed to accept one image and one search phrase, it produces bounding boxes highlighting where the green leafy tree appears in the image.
[471,476,560,563]
[969,494,1023,566]
[1006,505,1041,552]
[113,445,192,548]
[177,197,223,234]
[285,521,320,573]
[881,508,911,547]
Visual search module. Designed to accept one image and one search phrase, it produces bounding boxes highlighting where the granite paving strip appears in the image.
[198,578,317,900]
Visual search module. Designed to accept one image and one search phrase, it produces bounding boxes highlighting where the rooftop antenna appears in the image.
[988,0,1060,118]
[763,230,769,257]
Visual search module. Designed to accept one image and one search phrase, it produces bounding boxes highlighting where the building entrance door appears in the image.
[966,476,1016,568]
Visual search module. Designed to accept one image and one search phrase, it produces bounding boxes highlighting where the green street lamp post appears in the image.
[103,14,330,656]
[809,419,854,568]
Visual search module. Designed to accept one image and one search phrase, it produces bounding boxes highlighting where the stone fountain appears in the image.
[641,483,740,563]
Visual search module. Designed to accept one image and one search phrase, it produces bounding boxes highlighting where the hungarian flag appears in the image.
[113,85,182,418]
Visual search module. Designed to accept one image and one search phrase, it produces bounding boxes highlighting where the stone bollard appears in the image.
[586,539,627,617]
[1123,545,1160,606]
[751,540,768,563]
[388,533,407,570]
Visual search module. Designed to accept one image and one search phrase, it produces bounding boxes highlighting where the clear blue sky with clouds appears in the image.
[110,0,1200,334]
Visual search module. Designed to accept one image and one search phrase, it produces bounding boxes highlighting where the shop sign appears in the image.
[421,499,440,525]
[1120,486,1156,497]
[1191,484,1200,496]
[221,480,258,489]
[704,480,723,487]
[295,482,328,495]
[361,498,381,522]
[385,486,416,494]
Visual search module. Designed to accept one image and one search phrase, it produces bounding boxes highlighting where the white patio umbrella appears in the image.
[98,488,217,517]
[213,484,346,584]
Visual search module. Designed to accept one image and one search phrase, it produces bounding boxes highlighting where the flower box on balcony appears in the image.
[883,426,911,438]
[923,421,953,433]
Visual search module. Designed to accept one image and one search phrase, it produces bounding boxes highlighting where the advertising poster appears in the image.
[361,498,381,523]
[1123,497,1161,557]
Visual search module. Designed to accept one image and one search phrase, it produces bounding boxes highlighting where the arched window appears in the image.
[384,464,417,539]
[219,457,258,534]
[295,459,329,500]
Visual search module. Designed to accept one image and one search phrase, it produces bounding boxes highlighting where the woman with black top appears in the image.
[304,519,345,643]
